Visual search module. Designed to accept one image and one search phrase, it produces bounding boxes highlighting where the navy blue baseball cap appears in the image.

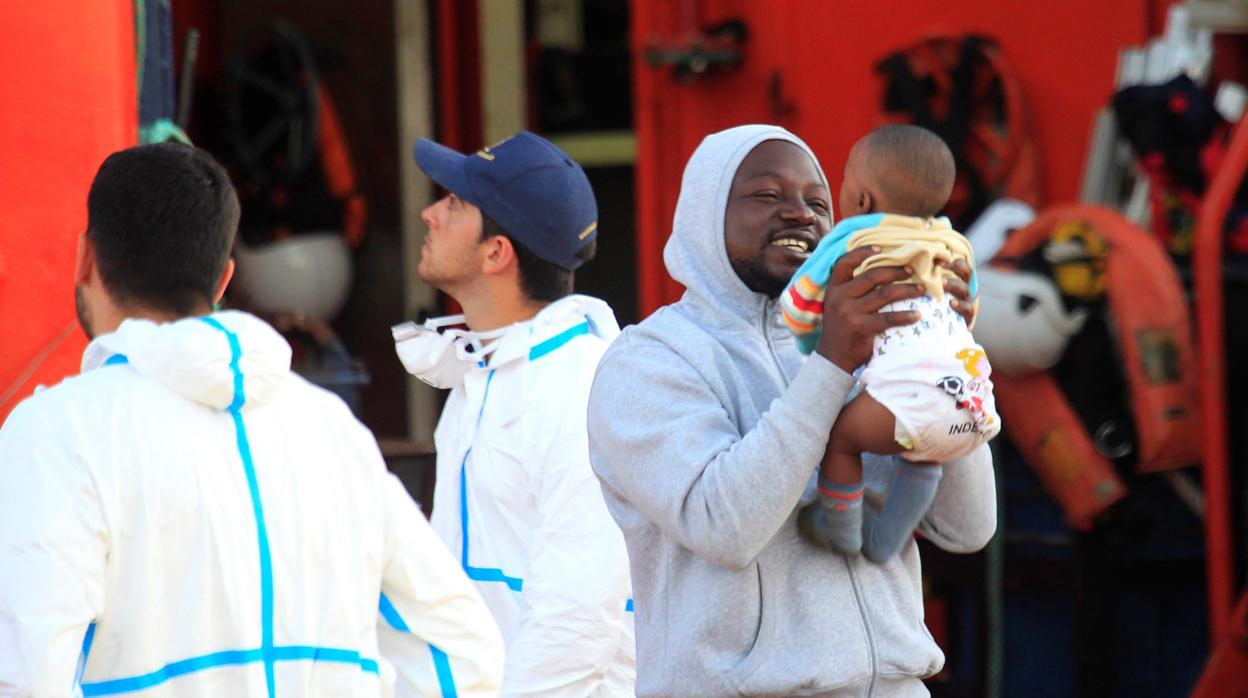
[414,131,598,271]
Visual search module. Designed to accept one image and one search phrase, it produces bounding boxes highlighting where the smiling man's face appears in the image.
[723,140,833,298]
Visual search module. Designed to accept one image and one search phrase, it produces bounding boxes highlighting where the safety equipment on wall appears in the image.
[232,233,353,322]
[988,205,1201,528]
[963,198,1035,265]
[1114,74,1248,256]
[644,19,747,82]
[1042,218,1111,301]
[227,19,320,183]
[974,267,1089,377]
[226,19,368,249]
[392,316,507,389]
[876,34,1043,229]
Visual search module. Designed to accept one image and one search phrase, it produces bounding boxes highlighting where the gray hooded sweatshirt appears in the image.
[587,125,997,697]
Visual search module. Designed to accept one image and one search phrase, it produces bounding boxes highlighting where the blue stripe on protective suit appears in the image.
[80,646,380,696]
[458,370,524,592]
[380,593,458,697]
[74,621,97,690]
[83,649,263,695]
[200,317,276,697]
[77,318,381,695]
[529,321,588,361]
[456,322,590,591]
[459,449,524,592]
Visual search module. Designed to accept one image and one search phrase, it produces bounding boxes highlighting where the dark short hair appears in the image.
[86,143,240,316]
[861,124,956,218]
[481,215,595,303]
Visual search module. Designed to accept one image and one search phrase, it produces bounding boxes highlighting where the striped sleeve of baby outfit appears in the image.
[780,213,884,355]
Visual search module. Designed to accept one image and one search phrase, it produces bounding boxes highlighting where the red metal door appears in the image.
[631,0,1156,317]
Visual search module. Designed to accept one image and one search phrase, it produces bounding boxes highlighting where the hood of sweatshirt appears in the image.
[663,124,830,325]
[81,310,292,412]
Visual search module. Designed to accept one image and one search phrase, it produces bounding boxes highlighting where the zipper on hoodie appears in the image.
[760,300,792,386]
[845,556,879,696]
[764,298,879,693]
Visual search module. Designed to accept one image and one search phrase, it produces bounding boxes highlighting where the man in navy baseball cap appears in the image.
[415,131,597,272]
[399,132,636,694]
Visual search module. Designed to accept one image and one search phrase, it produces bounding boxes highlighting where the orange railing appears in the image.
[1194,114,1248,645]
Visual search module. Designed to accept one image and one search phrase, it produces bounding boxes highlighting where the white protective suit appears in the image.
[0,311,503,698]
[427,295,635,697]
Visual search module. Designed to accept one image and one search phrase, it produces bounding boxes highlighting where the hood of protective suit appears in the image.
[486,293,620,367]
[663,124,830,321]
[81,310,292,411]
[555,293,621,342]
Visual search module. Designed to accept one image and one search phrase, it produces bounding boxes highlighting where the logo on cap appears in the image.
[475,135,515,162]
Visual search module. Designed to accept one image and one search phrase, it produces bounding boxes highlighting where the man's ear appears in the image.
[481,234,516,276]
[213,258,235,303]
[74,233,95,286]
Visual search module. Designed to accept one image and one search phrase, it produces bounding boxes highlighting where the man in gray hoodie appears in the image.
[587,124,997,697]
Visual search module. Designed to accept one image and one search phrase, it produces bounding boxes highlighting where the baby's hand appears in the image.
[939,259,976,326]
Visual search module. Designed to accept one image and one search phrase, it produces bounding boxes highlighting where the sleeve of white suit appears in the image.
[0,400,108,698]
[377,471,505,698]
[501,395,632,697]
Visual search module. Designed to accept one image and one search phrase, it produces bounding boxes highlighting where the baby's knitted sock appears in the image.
[798,477,865,555]
[861,462,944,562]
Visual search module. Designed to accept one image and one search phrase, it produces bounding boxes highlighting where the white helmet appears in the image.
[232,232,353,322]
[965,198,1036,266]
[974,266,1089,377]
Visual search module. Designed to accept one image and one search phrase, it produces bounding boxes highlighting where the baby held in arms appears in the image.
[781,125,1000,562]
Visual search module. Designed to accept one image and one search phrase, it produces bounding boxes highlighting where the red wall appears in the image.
[634,0,1162,314]
[0,4,136,421]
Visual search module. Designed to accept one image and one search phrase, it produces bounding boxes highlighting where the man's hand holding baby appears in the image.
[816,245,923,373]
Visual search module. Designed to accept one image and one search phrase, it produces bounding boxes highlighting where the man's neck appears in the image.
[93,303,207,338]
[456,289,547,332]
